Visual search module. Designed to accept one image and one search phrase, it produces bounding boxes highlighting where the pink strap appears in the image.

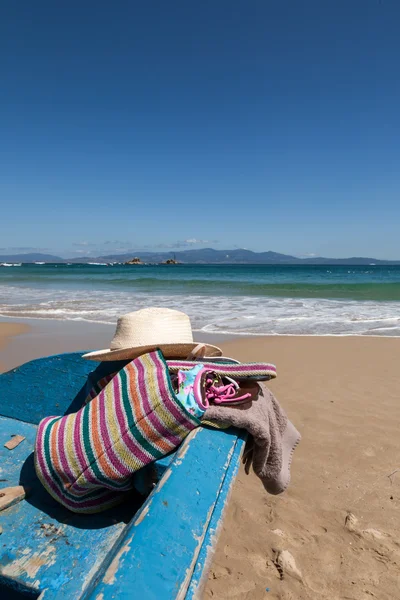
[205,375,252,405]
[192,369,252,408]
[167,360,277,380]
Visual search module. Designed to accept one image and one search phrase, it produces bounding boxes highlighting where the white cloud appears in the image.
[183,238,220,245]
[103,240,132,248]
[148,239,217,249]
[184,238,205,244]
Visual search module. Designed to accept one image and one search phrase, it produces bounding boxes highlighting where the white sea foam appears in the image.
[0,263,22,267]
[0,285,399,336]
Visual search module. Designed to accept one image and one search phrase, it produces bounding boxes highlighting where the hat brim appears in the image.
[82,342,222,362]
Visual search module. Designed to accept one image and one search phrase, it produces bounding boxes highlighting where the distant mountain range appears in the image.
[1,248,400,265]
[0,253,65,263]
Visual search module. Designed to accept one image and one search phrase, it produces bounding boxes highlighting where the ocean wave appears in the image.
[0,285,399,336]
[0,275,399,301]
[1,264,400,300]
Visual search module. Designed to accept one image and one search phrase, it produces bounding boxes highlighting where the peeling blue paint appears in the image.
[0,353,245,599]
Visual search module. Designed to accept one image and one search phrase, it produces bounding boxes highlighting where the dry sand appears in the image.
[204,336,400,600]
[0,322,30,371]
[0,319,115,373]
[1,323,399,599]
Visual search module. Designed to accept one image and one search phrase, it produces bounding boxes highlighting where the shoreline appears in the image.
[2,315,400,373]
[1,313,400,338]
[1,268,400,337]
[0,317,241,373]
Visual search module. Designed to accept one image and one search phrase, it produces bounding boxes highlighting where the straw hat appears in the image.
[82,307,222,361]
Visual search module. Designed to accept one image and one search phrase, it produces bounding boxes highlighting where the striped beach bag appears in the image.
[34,350,201,513]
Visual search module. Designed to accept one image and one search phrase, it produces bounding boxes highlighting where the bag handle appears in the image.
[167,359,277,381]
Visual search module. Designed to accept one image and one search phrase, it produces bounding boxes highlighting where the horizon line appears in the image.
[1,247,400,263]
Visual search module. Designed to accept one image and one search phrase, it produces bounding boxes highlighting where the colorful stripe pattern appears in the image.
[84,372,117,404]
[34,351,201,514]
[167,360,277,380]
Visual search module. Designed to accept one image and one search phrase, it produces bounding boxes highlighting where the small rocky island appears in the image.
[124,257,143,265]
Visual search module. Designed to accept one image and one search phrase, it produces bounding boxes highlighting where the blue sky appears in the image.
[1,1,400,259]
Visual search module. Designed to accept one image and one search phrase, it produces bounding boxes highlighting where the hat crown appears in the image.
[109,307,194,351]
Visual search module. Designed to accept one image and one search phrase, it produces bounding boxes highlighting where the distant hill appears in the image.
[88,248,400,265]
[94,248,300,264]
[0,253,64,263]
[1,249,400,265]
[298,256,397,265]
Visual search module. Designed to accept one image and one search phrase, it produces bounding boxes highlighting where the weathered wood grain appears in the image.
[0,486,26,512]
[0,353,245,599]
[4,435,25,450]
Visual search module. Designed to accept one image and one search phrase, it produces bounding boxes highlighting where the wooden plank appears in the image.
[186,429,247,599]
[84,426,244,600]
[0,486,26,512]
[0,416,42,487]
[4,435,25,450]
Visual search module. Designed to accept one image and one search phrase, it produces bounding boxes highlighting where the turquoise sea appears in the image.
[0,263,400,335]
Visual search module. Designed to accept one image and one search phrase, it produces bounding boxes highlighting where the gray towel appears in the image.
[203,383,301,494]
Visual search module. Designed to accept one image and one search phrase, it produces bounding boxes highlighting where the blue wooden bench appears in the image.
[0,353,246,600]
